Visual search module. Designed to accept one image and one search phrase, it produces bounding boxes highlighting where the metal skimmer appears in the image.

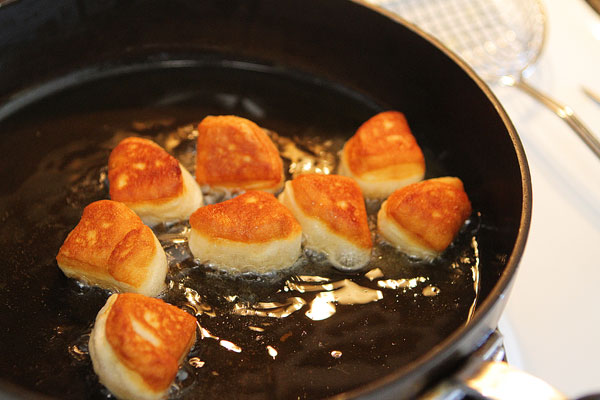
[373,0,600,159]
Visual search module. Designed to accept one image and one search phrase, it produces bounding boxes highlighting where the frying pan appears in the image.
[0,0,531,399]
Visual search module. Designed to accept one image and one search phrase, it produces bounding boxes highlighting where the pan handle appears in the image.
[422,330,600,400]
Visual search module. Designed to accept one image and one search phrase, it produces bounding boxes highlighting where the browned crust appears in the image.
[105,293,197,391]
[107,226,156,287]
[385,177,472,251]
[56,200,156,287]
[189,190,301,243]
[108,137,183,203]
[195,115,283,189]
[343,111,425,176]
[290,174,372,249]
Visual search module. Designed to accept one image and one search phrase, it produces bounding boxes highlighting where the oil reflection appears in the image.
[377,277,427,290]
[219,340,242,353]
[229,275,387,321]
[304,279,383,321]
[269,130,338,178]
[184,287,216,317]
[364,268,384,281]
[422,285,441,297]
[197,323,243,353]
[330,350,342,359]
[185,269,435,326]
[306,294,337,321]
[467,235,481,323]
[266,345,278,359]
[232,297,306,318]
[188,357,205,368]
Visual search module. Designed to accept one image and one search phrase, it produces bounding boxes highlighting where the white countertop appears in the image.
[495,0,600,398]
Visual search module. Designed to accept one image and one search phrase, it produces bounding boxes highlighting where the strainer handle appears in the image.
[504,75,600,159]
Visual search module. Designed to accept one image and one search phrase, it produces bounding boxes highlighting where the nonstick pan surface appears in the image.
[0,1,530,399]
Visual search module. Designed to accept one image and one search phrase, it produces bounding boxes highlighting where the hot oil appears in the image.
[0,64,480,400]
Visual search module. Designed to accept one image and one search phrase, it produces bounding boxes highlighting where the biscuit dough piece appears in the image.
[56,200,167,297]
[377,177,472,260]
[278,173,372,271]
[339,111,425,199]
[189,191,302,273]
[108,136,203,226]
[195,115,284,193]
[89,293,197,400]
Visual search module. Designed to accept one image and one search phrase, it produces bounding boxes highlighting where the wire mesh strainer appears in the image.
[373,0,600,159]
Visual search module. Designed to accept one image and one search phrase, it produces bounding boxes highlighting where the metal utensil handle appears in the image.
[424,330,600,400]
[506,75,600,159]
[422,330,567,400]
[456,360,567,399]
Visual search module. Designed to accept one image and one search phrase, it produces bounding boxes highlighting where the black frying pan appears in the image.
[0,1,530,399]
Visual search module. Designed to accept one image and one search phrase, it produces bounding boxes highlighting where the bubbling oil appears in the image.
[1,118,481,400]
[0,65,482,400]
[63,122,479,398]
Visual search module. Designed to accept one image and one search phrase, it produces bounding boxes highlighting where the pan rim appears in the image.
[0,1,532,397]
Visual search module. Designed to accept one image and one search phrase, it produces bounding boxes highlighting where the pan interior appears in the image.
[0,60,481,399]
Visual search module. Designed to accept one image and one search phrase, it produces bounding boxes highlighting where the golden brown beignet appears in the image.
[108,136,203,226]
[56,200,167,297]
[189,190,302,273]
[195,115,284,193]
[278,173,372,270]
[377,177,472,260]
[89,293,197,400]
[339,111,425,199]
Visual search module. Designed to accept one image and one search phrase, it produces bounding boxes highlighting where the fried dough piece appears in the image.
[195,115,284,193]
[377,177,472,260]
[278,173,372,271]
[89,293,197,400]
[108,136,203,226]
[339,111,425,199]
[189,191,302,273]
[56,200,167,297]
